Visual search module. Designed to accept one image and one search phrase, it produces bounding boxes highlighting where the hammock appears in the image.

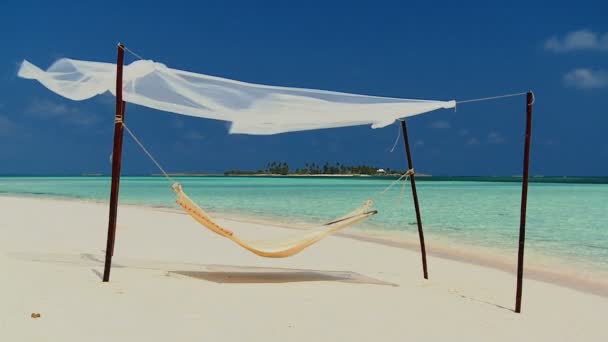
[114,122,408,258]
[172,183,377,257]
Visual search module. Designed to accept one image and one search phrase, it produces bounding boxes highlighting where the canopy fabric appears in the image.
[18,58,455,135]
[172,183,377,257]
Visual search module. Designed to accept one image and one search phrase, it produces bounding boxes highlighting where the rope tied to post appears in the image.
[122,123,175,183]
[453,91,531,112]
[457,91,529,104]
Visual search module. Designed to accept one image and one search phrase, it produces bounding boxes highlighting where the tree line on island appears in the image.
[225,161,407,176]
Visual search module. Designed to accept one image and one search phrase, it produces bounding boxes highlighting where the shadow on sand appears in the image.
[8,252,397,287]
[8,251,522,311]
[170,265,397,286]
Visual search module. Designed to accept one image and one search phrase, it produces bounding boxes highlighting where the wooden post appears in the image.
[109,99,126,258]
[103,43,126,282]
[401,120,429,279]
[515,92,533,312]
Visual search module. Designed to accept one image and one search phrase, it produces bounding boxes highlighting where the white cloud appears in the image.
[543,138,560,147]
[25,99,99,126]
[466,137,479,145]
[563,68,608,89]
[430,120,451,129]
[415,139,424,146]
[545,29,608,52]
[487,132,505,144]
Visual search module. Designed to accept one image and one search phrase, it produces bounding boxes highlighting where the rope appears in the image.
[114,101,126,123]
[121,44,145,61]
[369,169,414,201]
[122,123,175,183]
[381,169,414,195]
[388,122,401,152]
[530,92,535,105]
[399,174,407,206]
[457,92,528,104]
[396,171,408,209]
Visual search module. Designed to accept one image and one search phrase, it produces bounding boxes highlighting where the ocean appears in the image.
[1,176,607,274]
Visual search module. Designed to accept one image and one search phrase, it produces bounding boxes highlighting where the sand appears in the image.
[1,195,607,341]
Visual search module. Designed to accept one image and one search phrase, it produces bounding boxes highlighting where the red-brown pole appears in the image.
[515,92,533,312]
[109,99,125,257]
[103,43,126,282]
[401,120,429,279]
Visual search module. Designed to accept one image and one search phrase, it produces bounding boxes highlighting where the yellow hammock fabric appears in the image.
[171,183,377,258]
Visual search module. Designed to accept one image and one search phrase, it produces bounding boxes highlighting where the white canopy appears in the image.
[18,58,455,135]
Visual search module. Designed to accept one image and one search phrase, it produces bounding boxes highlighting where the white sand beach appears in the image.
[1,195,607,341]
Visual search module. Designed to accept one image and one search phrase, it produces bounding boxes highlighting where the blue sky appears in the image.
[1,0,607,176]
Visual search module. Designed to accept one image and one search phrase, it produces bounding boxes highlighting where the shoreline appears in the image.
[2,194,608,341]
[2,192,607,297]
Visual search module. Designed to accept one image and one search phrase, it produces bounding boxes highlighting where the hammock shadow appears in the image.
[171,265,398,286]
[7,252,396,287]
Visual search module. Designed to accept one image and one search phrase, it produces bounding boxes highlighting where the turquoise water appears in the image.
[1,176,607,271]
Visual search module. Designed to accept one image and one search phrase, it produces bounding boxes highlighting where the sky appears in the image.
[0,0,607,176]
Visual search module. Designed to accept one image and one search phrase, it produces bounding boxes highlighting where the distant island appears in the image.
[223,161,421,176]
